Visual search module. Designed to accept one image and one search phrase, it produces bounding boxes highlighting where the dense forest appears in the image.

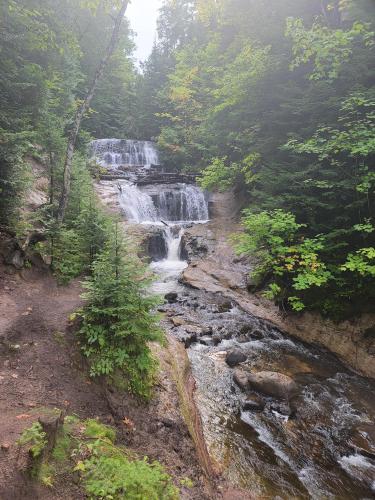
[1,0,374,320]
[139,0,375,318]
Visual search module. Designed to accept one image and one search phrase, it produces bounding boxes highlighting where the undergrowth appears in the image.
[18,415,179,499]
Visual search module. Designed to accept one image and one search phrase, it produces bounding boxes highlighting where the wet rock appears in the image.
[201,326,213,335]
[233,369,249,391]
[212,334,222,346]
[165,292,178,304]
[175,330,197,348]
[269,401,292,417]
[242,393,265,412]
[239,325,264,341]
[349,424,375,458]
[226,349,247,367]
[217,300,232,313]
[147,228,168,261]
[247,371,298,400]
[199,336,214,346]
[171,316,186,327]
[249,329,264,340]
[237,335,248,343]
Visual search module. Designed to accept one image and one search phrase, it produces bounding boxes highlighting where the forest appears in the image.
[1,0,374,318]
[0,0,375,498]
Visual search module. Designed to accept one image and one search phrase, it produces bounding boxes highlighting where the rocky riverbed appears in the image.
[159,287,375,499]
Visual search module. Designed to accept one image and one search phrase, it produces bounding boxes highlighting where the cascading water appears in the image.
[90,139,159,168]
[117,180,209,294]
[155,185,209,222]
[118,183,157,223]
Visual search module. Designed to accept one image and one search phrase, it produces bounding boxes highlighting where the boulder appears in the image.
[165,292,178,304]
[175,330,197,348]
[226,349,247,368]
[239,325,264,341]
[247,371,298,400]
[212,334,222,346]
[249,329,264,340]
[233,369,249,391]
[242,393,265,412]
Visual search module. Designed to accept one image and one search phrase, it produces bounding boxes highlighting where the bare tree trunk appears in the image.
[57,0,129,223]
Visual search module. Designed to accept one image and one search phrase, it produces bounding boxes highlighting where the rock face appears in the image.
[226,349,247,368]
[247,371,298,400]
[148,229,168,260]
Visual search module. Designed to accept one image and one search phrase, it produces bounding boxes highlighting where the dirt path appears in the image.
[0,265,110,498]
[0,264,209,499]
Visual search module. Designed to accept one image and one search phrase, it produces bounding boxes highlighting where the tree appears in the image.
[57,0,130,223]
[78,226,163,398]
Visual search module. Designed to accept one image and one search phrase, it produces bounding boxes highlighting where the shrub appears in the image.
[17,422,47,458]
[78,228,163,398]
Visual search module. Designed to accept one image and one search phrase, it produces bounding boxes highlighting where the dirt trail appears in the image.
[0,265,109,498]
[0,263,209,499]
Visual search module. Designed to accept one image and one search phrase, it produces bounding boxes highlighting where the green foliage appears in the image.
[286,17,374,80]
[75,420,179,500]
[198,154,260,192]
[20,415,179,499]
[77,229,163,398]
[137,0,374,317]
[234,210,332,311]
[82,453,179,499]
[341,247,375,276]
[198,157,235,192]
[17,422,47,458]
[84,419,116,443]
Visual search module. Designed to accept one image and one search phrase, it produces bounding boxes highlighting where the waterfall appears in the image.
[119,182,208,224]
[90,139,159,168]
[164,226,184,262]
[118,183,157,223]
[117,180,208,294]
[154,185,209,222]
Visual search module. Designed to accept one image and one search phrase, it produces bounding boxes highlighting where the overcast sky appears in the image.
[127,0,164,63]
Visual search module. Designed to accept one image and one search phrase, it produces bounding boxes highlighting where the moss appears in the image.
[84,419,116,443]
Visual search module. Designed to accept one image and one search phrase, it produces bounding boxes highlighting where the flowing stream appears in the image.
[112,159,375,499]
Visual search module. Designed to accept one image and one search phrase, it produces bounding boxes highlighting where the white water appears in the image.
[91,139,159,168]
[117,180,208,294]
[119,183,157,223]
[150,226,188,295]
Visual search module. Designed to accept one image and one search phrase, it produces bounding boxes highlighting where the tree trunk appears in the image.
[57,0,129,223]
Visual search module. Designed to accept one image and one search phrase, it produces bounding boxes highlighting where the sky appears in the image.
[126,0,164,63]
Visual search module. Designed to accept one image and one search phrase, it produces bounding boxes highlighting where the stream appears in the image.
[95,140,375,499]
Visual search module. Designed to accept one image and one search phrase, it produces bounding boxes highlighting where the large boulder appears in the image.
[226,349,247,368]
[247,371,298,400]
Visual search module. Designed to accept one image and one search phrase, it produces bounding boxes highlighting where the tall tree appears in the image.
[57,0,129,223]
